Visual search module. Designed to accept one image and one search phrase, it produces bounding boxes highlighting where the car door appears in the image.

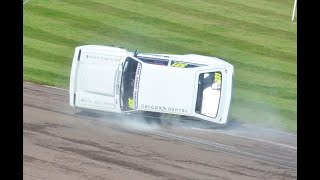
[193,68,233,125]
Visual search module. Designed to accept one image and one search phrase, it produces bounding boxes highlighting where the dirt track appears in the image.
[23,82,297,180]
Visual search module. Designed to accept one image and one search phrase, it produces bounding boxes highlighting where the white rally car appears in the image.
[69,45,234,127]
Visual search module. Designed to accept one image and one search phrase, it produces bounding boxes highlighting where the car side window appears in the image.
[195,71,222,118]
[170,60,206,68]
[137,57,169,66]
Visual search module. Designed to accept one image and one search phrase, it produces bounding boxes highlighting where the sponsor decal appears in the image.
[128,97,134,109]
[140,104,187,113]
[80,97,112,106]
[82,53,120,64]
[132,63,142,109]
[214,72,222,85]
[171,61,188,68]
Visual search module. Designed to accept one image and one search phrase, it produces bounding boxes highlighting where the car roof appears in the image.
[132,53,233,70]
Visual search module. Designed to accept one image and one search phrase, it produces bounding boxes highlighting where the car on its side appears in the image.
[69,45,234,127]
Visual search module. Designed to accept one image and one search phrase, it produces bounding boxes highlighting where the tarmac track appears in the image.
[23,82,297,180]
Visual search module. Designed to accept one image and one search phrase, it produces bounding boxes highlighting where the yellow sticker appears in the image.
[214,72,221,85]
[171,62,188,68]
[128,97,134,109]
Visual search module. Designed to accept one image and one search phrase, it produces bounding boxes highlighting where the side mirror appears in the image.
[134,48,139,57]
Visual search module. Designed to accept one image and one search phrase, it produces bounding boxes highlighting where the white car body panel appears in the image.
[70,45,234,126]
[70,45,128,112]
[137,64,196,115]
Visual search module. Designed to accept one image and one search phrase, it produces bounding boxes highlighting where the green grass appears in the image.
[23,0,297,133]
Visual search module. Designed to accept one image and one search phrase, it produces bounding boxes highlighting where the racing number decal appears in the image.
[171,62,188,68]
[128,97,134,109]
[214,72,222,85]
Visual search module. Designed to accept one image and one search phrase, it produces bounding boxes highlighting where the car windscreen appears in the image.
[120,57,142,111]
[195,71,222,118]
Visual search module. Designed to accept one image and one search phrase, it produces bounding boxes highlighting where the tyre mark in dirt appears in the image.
[52,146,195,180]
[24,82,296,179]
[231,141,296,162]
[39,122,293,179]
[24,155,38,163]
[24,122,212,179]
[24,113,296,170]
[24,122,125,156]
[189,160,255,178]
[23,154,83,174]
[23,103,77,118]
[25,120,249,179]
[23,97,296,172]
[24,122,69,131]
[24,86,67,98]
[143,130,296,169]
[176,159,294,179]
[24,106,296,180]
[226,164,296,179]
